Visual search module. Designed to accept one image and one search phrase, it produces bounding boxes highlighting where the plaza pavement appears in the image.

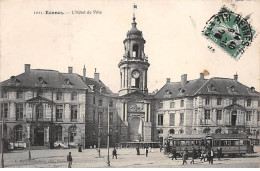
[2,147,260,168]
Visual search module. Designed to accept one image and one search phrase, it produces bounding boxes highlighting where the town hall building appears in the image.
[0,12,259,150]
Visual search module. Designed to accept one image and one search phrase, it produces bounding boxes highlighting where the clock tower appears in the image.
[118,15,150,96]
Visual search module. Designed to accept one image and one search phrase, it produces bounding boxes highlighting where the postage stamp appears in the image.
[202,6,256,60]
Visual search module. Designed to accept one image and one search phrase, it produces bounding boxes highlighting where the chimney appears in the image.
[24,64,31,73]
[94,68,100,81]
[166,78,171,83]
[200,73,204,79]
[83,65,86,82]
[68,66,73,74]
[234,73,238,81]
[181,74,187,86]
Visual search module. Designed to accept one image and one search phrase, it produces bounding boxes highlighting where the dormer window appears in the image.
[228,85,236,92]
[207,84,216,92]
[64,78,73,85]
[89,85,95,90]
[9,76,21,85]
[179,88,185,94]
[165,90,172,95]
[248,87,255,93]
[38,77,44,84]
[100,87,106,94]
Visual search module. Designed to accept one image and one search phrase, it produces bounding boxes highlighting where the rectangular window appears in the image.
[109,100,113,107]
[159,102,163,109]
[56,92,62,100]
[246,111,252,121]
[180,113,184,126]
[71,92,77,101]
[169,113,175,126]
[1,103,8,118]
[180,100,184,107]
[98,112,102,125]
[93,110,96,123]
[231,98,237,104]
[1,90,7,98]
[205,110,210,120]
[16,91,24,99]
[170,102,175,108]
[71,105,78,120]
[247,99,251,107]
[217,110,222,120]
[109,112,113,124]
[257,111,260,121]
[205,97,210,105]
[93,96,96,105]
[217,98,222,105]
[98,99,102,106]
[56,105,63,119]
[158,114,163,126]
[16,103,23,119]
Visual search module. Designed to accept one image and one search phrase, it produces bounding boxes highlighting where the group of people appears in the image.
[171,146,223,165]
[136,146,149,157]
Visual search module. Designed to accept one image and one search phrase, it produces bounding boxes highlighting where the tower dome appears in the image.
[127,16,143,37]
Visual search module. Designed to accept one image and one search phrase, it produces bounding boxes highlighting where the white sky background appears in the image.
[0,0,259,93]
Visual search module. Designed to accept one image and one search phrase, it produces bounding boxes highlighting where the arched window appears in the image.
[133,44,139,57]
[14,125,23,141]
[179,129,184,134]
[169,129,175,134]
[215,129,221,134]
[203,128,211,134]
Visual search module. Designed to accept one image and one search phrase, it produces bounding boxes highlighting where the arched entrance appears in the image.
[129,117,143,141]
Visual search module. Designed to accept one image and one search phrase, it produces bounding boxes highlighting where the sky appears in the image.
[0,0,259,93]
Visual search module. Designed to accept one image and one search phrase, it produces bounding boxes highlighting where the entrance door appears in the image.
[231,110,237,126]
[129,117,143,141]
[34,127,44,146]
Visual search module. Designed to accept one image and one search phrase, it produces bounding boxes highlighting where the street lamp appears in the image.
[1,101,5,168]
[107,100,111,167]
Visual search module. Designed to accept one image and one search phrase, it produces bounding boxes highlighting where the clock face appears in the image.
[132,70,140,79]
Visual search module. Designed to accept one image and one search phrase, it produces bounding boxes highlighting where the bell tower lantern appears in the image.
[118,14,150,96]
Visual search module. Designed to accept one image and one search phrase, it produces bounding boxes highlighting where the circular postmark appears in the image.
[202,6,256,60]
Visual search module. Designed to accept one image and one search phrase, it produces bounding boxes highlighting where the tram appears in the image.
[166,133,251,156]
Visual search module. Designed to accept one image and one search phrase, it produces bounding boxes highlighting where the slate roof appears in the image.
[0,69,112,93]
[154,77,259,99]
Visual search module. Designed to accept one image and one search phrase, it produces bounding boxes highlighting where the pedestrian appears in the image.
[78,144,82,152]
[197,147,202,159]
[208,148,214,165]
[220,148,223,158]
[160,144,163,152]
[145,146,148,157]
[67,152,73,168]
[172,147,177,160]
[190,147,196,164]
[136,146,140,155]
[182,149,187,165]
[217,147,221,160]
[112,147,117,159]
[201,149,207,162]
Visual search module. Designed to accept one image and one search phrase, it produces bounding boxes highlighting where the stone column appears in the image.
[144,103,148,122]
[125,103,128,122]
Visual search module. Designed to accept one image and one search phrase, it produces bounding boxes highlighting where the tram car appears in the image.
[165,133,251,156]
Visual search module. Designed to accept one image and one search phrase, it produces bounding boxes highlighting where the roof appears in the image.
[78,75,113,95]
[154,78,208,99]
[0,69,88,90]
[154,77,259,99]
[167,134,206,140]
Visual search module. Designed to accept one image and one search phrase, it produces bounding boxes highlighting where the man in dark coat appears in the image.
[172,147,177,160]
[112,147,117,159]
[190,147,196,164]
[67,152,73,168]
[145,146,149,157]
[136,146,140,155]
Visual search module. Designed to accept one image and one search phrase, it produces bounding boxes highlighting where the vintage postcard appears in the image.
[0,0,259,168]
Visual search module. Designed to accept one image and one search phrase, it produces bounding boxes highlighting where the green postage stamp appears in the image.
[202,6,256,60]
